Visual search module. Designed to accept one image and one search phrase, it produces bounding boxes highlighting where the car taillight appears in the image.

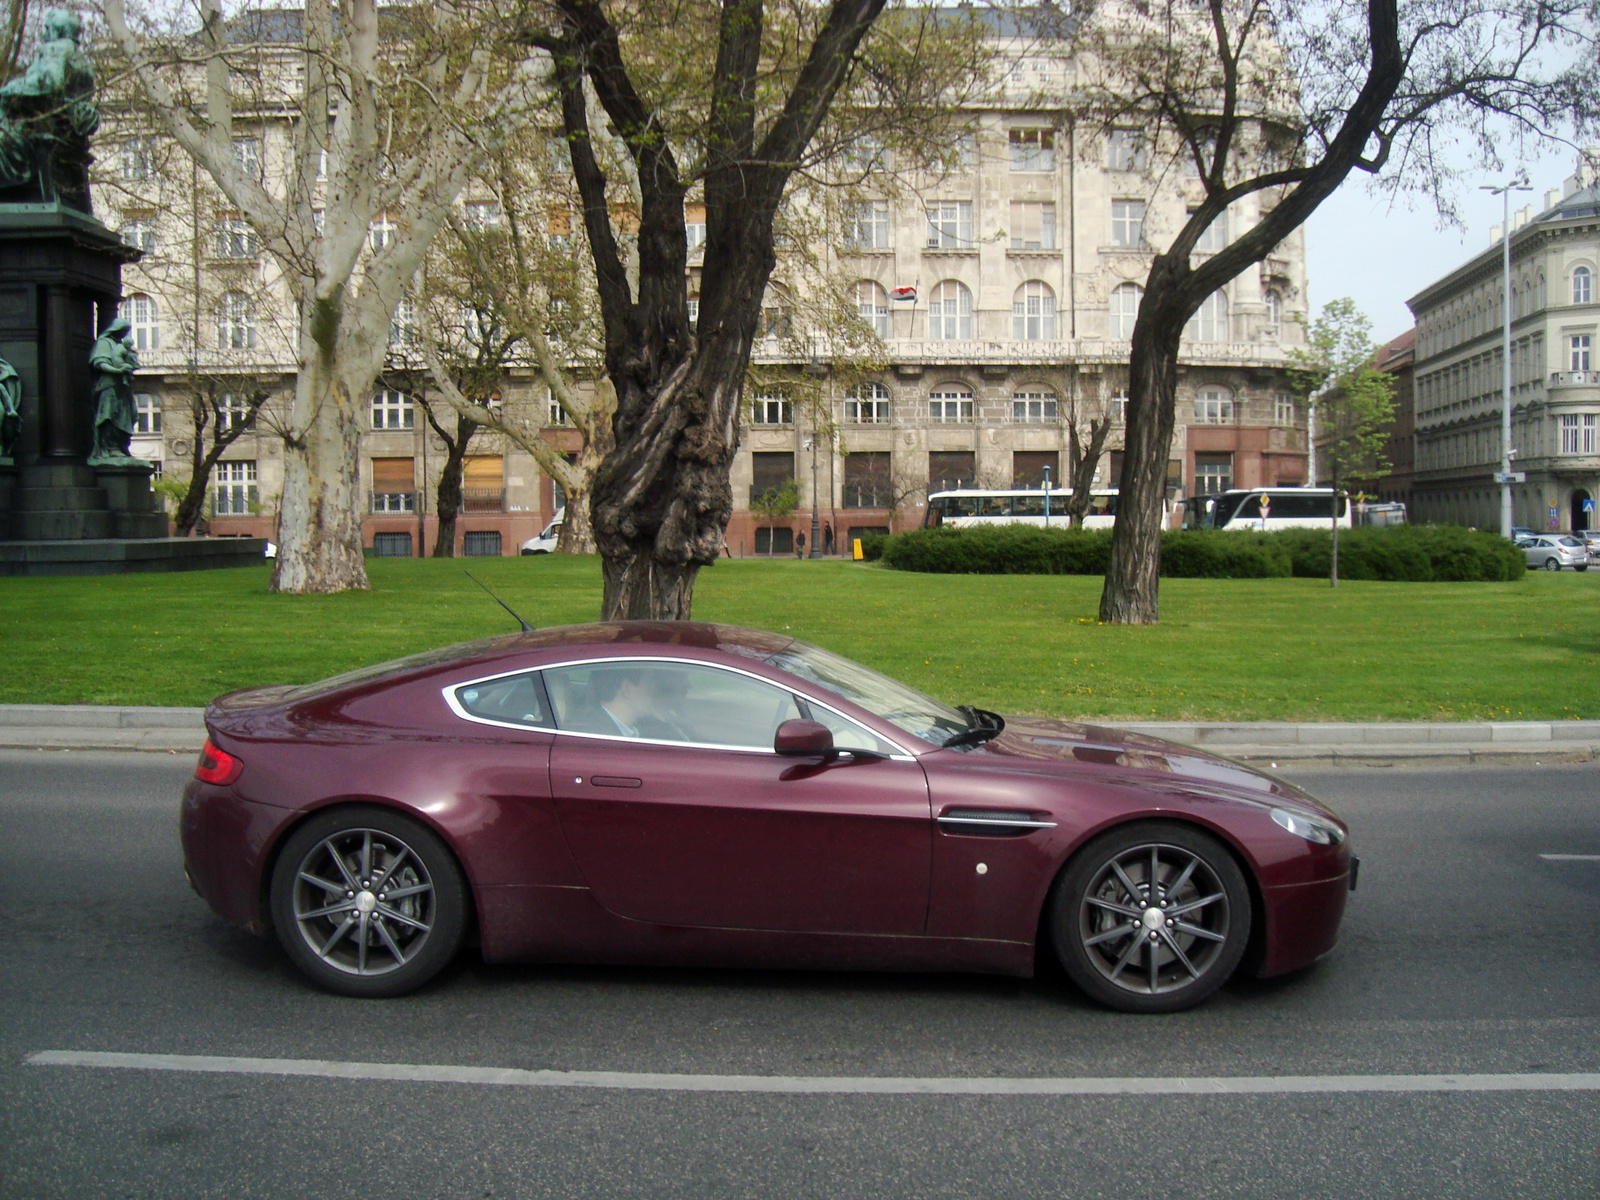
[195,738,244,785]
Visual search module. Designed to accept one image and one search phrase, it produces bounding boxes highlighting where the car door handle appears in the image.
[937,808,1057,835]
[591,776,642,789]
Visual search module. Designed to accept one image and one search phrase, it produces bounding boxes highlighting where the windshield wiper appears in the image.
[942,706,1005,749]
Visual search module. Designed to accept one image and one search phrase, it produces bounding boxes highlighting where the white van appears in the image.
[1182,488,1351,532]
[519,507,564,555]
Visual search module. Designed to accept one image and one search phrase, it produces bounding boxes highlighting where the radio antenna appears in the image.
[463,571,534,633]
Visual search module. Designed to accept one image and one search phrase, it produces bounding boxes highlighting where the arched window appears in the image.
[1193,386,1234,425]
[1012,281,1056,340]
[928,383,973,423]
[1263,289,1283,330]
[1186,291,1228,343]
[216,291,255,350]
[855,280,889,338]
[120,293,159,351]
[1011,387,1058,423]
[928,280,973,340]
[1574,266,1593,306]
[1109,283,1142,338]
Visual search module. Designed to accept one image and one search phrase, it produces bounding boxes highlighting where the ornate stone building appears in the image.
[97,11,1312,556]
[1407,156,1600,534]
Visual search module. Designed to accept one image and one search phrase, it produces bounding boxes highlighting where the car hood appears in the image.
[970,714,1338,818]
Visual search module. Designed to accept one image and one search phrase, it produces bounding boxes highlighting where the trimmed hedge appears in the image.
[877,523,1525,581]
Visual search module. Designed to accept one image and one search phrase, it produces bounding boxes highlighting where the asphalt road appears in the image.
[1,750,1597,1199]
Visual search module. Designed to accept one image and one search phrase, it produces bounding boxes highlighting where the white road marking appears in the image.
[23,1051,1600,1097]
[1539,854,1600,862]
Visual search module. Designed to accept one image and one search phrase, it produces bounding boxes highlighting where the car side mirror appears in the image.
[775,719,834,757]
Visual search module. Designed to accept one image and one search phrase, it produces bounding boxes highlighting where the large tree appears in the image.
[102,0,543,592]
[521,0,982,618]
[1062,0,1596,623]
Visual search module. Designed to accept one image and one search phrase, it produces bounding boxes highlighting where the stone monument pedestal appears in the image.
[0,206,265,574]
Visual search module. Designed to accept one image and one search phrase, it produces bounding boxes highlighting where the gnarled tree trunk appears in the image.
[271,356,369,592]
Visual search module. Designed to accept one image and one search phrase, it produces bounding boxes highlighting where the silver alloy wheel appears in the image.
[288,827,436,977]
[1077,841,1231,997]
[1544,557,1561,570]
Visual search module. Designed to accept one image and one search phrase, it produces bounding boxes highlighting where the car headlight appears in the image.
[1271,807,1345,845]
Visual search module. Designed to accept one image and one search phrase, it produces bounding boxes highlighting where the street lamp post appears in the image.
[807,433,821,557]
[1042,464,1052,527]
[1481,173,1532,538]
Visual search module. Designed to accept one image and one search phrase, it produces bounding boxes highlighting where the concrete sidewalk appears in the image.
[1,704,1596,768]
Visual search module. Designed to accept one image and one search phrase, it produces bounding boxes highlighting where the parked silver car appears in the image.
[1516,534,1591,571]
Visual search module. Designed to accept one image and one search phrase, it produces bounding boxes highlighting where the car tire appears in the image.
[269,805,468,998]
[1049,822,1251,1014]
[1576,564,1589,572]
[1544,557,1561,571]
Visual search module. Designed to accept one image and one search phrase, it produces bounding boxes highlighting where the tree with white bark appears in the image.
[101,0,544,592]
[1051,0,1597,624]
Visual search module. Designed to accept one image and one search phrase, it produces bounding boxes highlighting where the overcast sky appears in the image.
[1302,143,1586,346]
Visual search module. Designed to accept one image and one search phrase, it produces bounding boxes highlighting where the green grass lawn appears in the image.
[1,556,1595,721]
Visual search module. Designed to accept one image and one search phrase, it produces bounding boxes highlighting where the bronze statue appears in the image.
[0,353,19,463]
[88,317,146,467]
[0,9,99,212]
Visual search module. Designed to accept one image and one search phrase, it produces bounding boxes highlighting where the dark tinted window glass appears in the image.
[454,672,551,727]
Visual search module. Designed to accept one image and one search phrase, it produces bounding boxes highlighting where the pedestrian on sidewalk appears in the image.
[795,531,806,558]
[823,522,834,555]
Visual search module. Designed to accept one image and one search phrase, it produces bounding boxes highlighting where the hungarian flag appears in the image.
[889,285,918,302]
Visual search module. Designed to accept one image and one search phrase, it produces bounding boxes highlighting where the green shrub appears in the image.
[858,531,888,562]
[877,523,1525,580]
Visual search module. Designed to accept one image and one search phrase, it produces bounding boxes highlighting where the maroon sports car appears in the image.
[182,621,1355,1013]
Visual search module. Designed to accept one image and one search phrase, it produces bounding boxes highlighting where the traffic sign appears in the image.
[1493,472,1526,483]
[1585,499,1597,513]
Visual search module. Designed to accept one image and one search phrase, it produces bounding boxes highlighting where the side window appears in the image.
[453,673,552,727]
[797,700,902,756]
[544,660,804,748]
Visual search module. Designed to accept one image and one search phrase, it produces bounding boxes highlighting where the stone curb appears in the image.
[0,705,1597,767]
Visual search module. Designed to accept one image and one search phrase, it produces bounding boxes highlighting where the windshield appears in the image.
[766,640,969,747]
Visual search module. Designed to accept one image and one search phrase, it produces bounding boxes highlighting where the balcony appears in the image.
[1548,371,1600,392]
[370,491,415,514]
[461,488,505,513]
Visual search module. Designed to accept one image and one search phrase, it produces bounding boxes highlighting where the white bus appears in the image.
[922,488,1119,529]
[1182,488,1351,532]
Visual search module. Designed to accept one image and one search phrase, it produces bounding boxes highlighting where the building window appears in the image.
[1111,199,1145,247]
[1264,289,1283,331]
[856,280,890,338]
[371,389,414,430]
[462,531,503,557]
[1574,266,1593,306]
[462,202,501,232]
[1194,452,1233,495]
[1110,392,1128,423]
[372,532,413,557]
[213,216,258,259]
[687,296,699,325]
[1009,127,1055,172]
[120,293,159,351]
[845,201,890,250]
[929,384,973,423]
[1561,414,1581,454]
[463,455,505,512]
[927,450,975,492]
[751,394,793,425]
[1274,392,1295,424]
[1012,388,1058,424]
[1194,387,1234,424]
[751,450,797,506]
[759,293,792,339]
[842,135,888,172]
[547,391,569,426]
[927,280,973,340]
[372,457,416,512]
[546,207,572,249]
[213,461,257,515]
[843,451,891,508]
[120,218,155,253]
[1109,283,1142,338]
[1571,334,1592,372]
[925,201,974,250]
[1186,291,1229,343]
[232,137,261,179]
[1012,281,1057,341]
[121,137,154,181]
[1009,201,1057,250]
[1587,414,1599,454]
[1107,128,1145,171]
[389,297,419,346]
[1012,450,1058,489]
[133,393,160,435]
[843,382,890,423]
[216,292,255,350]
[369,212,397,252]
[217,393,255,433]
[1193,210,1227,252]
